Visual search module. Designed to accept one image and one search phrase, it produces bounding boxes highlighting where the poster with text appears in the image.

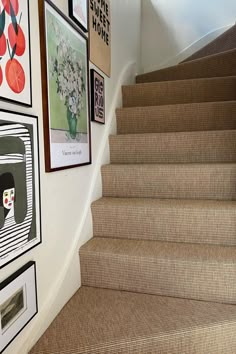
[89,0,111,77]
[0,0,32,106]
[91,69,105,124]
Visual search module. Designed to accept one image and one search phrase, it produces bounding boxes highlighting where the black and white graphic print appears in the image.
[0,124,33,258]
[0,111,41,268]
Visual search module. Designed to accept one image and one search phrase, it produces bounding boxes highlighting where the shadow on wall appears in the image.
[141,0,180,74]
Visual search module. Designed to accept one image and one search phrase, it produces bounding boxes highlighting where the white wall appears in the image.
[1,1,141,353]
[141,0,236,72]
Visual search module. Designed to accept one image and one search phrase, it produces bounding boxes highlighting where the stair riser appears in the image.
[117,102,236,134]
[92,200,236,246]
[80,252,236,303]
[110,131,236,164]
[122,78,236,107]
[136,51,236,83]
[102,165,236,200]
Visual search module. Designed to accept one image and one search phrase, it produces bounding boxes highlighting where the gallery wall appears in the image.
[1,0,141,353]
[141,0,236,72]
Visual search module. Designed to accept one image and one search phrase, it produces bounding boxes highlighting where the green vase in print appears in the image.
[67,108,78,139]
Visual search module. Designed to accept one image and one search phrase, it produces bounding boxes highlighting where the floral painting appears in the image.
[0,0,32,106]
[69,0,88,32]
[39,0,91,171]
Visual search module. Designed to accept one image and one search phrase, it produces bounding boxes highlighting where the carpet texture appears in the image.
[123,76,236,107]
[136,49,236,83]
[92,198,236,246]
[116,101,236,134]
[182,24,236,62]
[30,28,236,354]
[110,130,236,164]
[29,287,236,354]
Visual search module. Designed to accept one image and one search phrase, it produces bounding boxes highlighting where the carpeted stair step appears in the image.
[182,24,236,62]
[30,287,236,354]
[116,101,236,135]
[122,76,236,107]
[136,49,236,83]
[80,238,236,303]
[102,163,236,200]
[92,198,236,246]
[109,130,236,164]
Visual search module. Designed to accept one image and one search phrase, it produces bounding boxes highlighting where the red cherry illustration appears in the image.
[2,0,19,16]
[8,23,25,56]
[0,32,6,56]
[0,66,2,86]
[5,58,25,93]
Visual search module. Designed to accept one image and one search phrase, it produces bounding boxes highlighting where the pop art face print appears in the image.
[0,0,32,106]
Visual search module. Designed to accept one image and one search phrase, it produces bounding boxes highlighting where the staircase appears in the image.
[30,36,236,353]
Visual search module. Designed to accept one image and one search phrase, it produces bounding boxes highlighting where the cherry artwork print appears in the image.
[2,0,18,16]
[8,21,25,56]
[5,57,25,93]
[0,65,3,86]
[0,0,31,105]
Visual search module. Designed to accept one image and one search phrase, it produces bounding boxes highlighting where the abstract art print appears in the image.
[39,0,91,172]
[68,0,88,32]
[0,261,38,353]
[0,110,41,269]
[90,69,105,124]
[0,0,32,106]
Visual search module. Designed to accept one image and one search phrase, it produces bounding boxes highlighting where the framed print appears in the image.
[0,261,38,353]
[68,0,88,32]
[0,110,41,269]
[39,0,91,172]
[90,69,105,124]
[89,0,111,77]
[0,0,32,106]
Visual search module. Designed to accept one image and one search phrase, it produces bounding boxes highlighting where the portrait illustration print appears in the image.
[0,110,41,268]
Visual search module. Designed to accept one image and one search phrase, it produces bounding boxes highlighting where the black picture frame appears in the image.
[0,261,38,353]
[68,0,88,32]
[0,109,42,269]
[90,69,105,124]
[39,0,91,172]
[0,0,32,107]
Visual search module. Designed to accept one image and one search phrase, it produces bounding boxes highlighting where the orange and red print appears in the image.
[0,0,32,106]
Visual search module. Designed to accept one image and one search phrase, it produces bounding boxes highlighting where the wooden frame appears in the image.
[68,0,88,32]
[0,109,42,269]
[90,69,105,124]
[0,0,32,106]
[0,261,38,353]
[38,0,91,172]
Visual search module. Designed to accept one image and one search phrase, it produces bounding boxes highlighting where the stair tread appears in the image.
[30,287,236,354]
[102,163,236,200]
[80,237,236,263]
[110,130,236,164]
[93,196,236,209]
[136,49,236,83]
[117,99,236,113]
[80,238,236,303]
[92,197,236,245]
[182,24,236,62]
[123,76,236,107]
[116,101,236,134]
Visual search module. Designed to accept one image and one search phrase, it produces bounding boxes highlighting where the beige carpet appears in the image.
[30,28,236,353]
